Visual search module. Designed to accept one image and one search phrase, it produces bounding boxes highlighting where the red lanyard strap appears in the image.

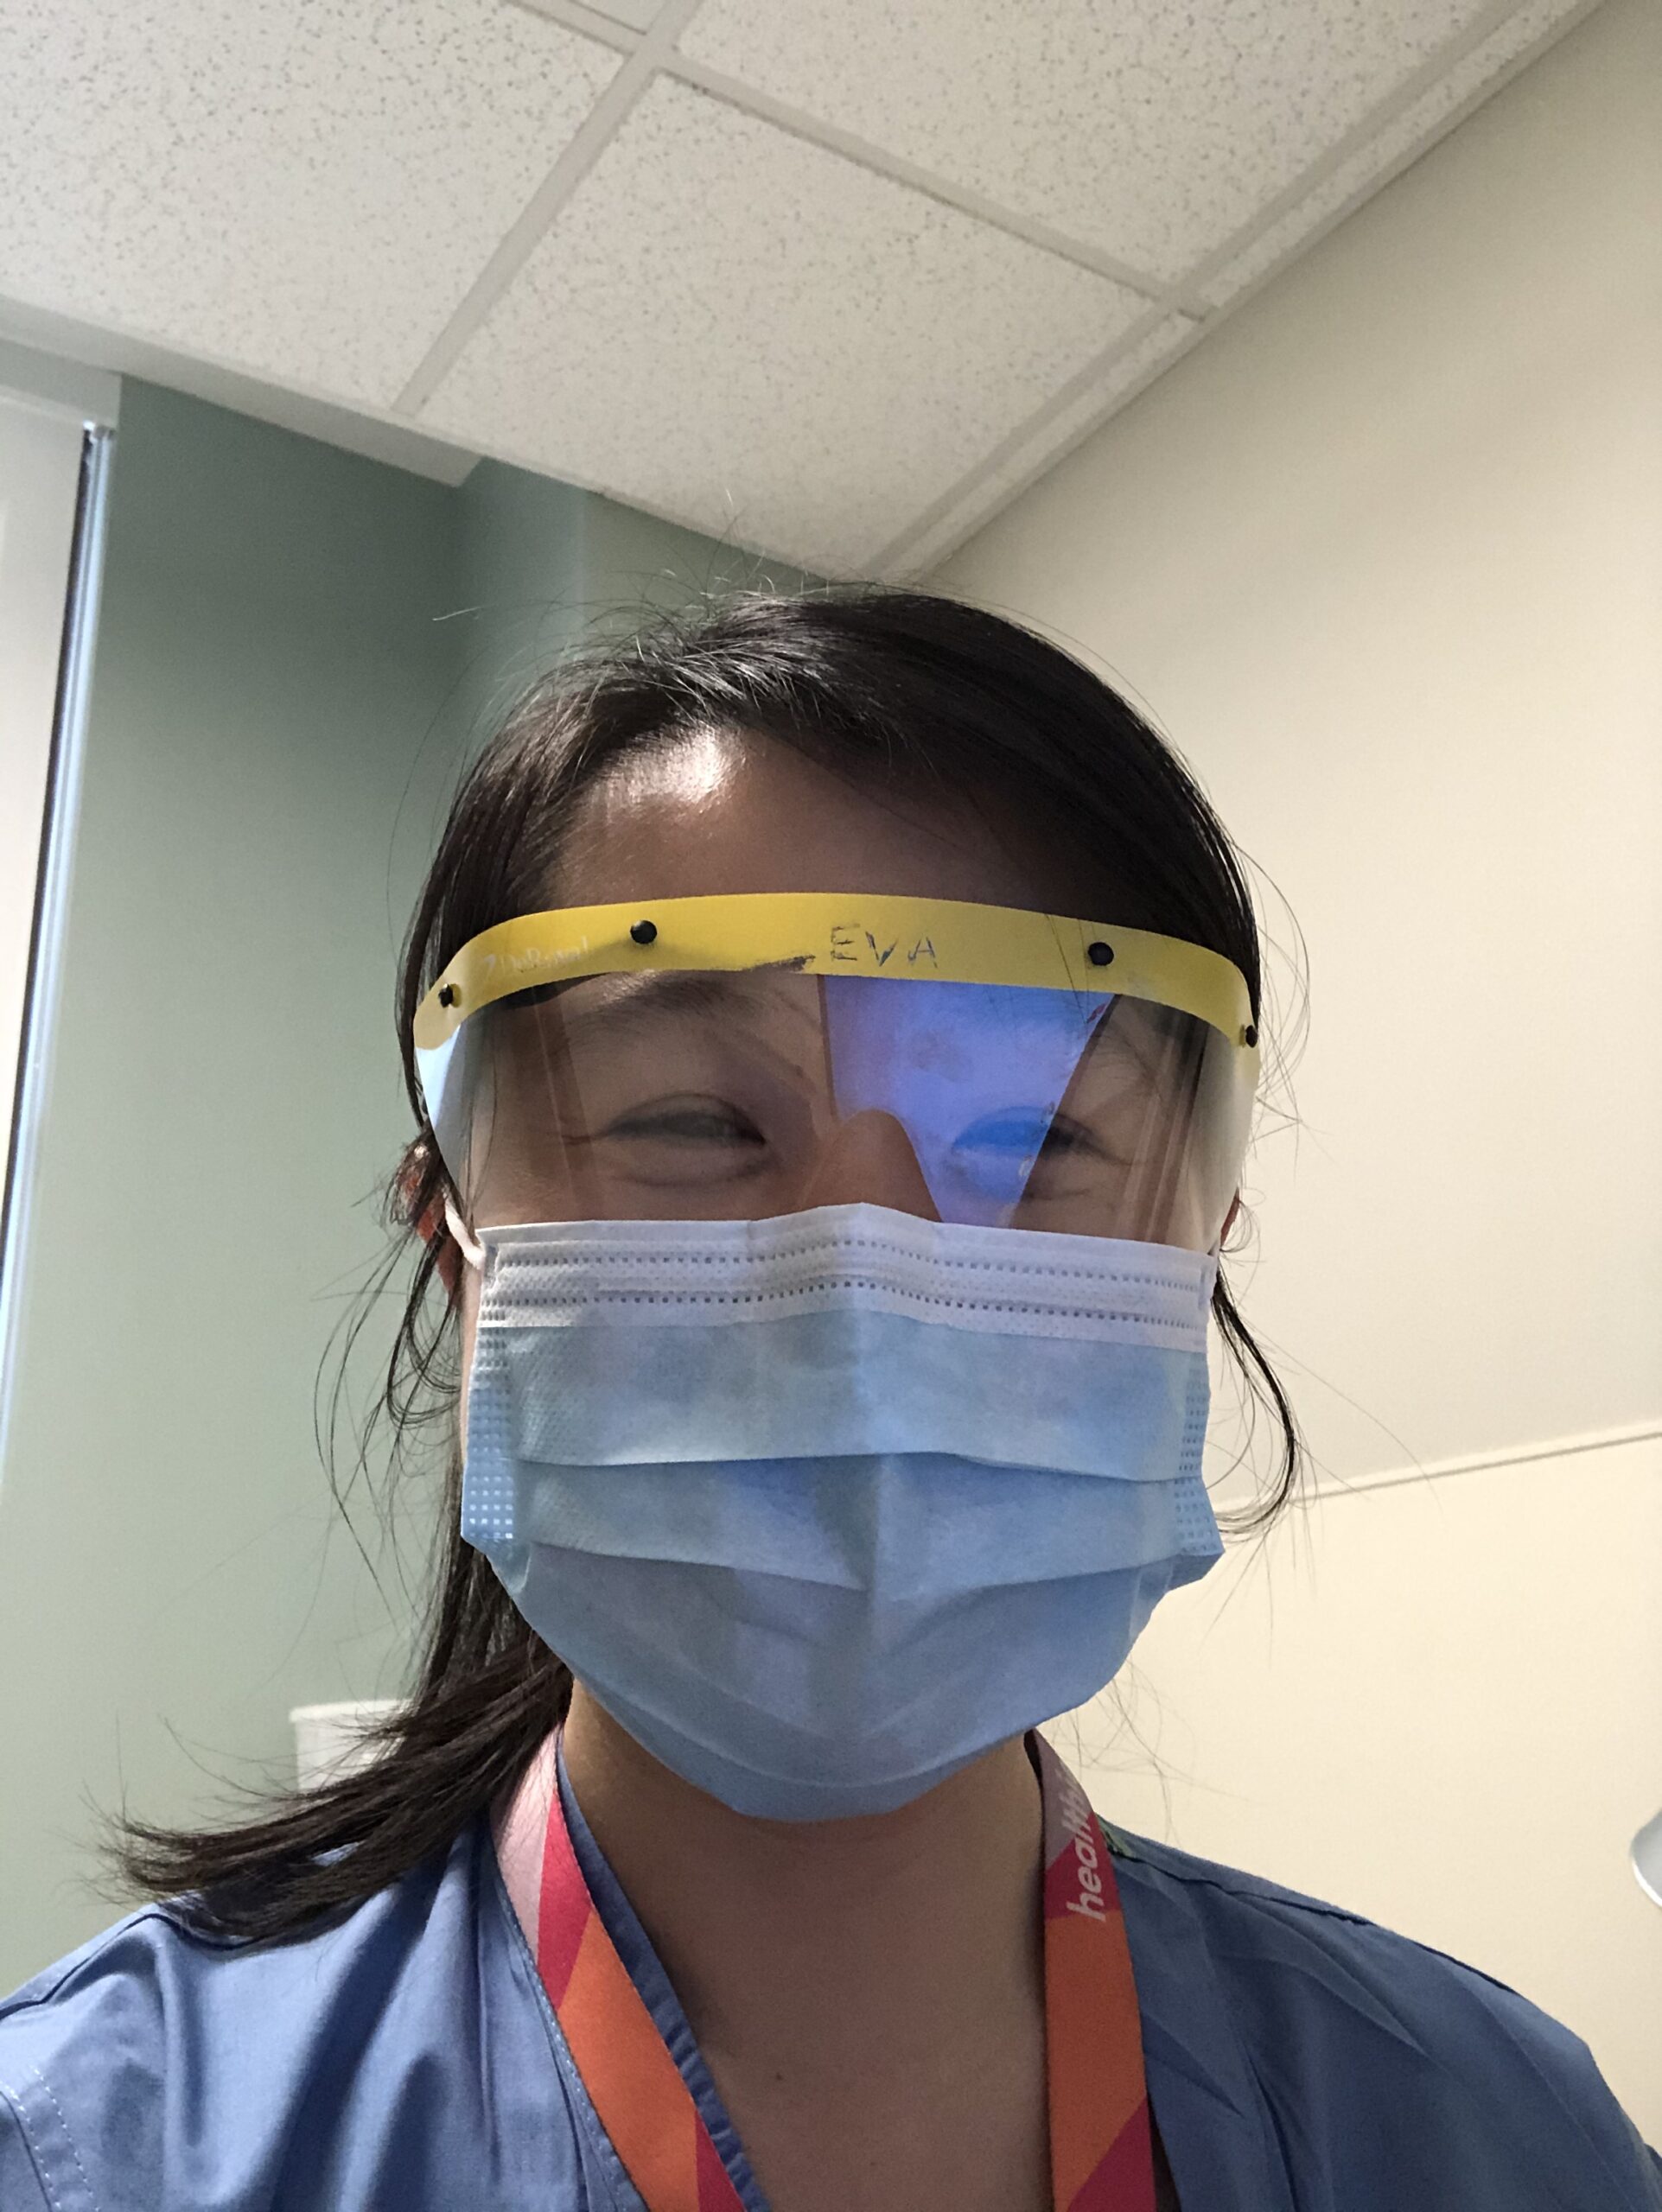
[535,1733,1155,2212]
[538,1772,745,2212]
[1035,1732,1156,2209]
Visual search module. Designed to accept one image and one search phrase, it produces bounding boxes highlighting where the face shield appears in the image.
[412,894,1259,1255]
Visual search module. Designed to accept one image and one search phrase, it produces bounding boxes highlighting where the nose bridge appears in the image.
[797,1109,941,1222]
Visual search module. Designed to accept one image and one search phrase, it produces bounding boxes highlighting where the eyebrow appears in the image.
[510,966,822,1047]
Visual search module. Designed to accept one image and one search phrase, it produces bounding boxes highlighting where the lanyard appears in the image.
[534,1731,1155,2212]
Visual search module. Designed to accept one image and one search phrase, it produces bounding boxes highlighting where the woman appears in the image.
[1,590,1654,2211]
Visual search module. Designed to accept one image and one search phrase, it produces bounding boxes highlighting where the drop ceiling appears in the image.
[0,0,1602,575]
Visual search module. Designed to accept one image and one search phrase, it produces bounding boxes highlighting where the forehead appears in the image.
[552,725,1111,917]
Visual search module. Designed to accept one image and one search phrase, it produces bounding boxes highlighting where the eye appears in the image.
[604,1097,765,1147]
[955,1110,1096,1163]
[951,1113,1086,1200]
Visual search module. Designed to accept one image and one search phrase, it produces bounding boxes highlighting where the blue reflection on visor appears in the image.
[822,978,1109,1226]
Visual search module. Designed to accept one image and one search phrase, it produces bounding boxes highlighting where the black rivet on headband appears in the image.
[1242,1023,1259,1048]
[437,983,458,1007]
[630,918,658,945]
[1086,940,1114,967]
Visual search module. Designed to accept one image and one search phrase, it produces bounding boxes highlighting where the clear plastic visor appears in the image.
[418,967,1252,1253]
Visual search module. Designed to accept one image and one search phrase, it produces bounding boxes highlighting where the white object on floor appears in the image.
[1631,1808,1662,1908]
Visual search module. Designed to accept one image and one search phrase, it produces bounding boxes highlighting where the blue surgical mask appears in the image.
[461,1202,1221,1821]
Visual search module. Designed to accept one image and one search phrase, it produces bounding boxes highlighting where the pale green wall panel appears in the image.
[0,385,462,1986]
[0,384,819,1990]
[454,459,820,742]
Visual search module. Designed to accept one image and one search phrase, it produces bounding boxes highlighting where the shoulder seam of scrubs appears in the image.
[0,1904,210,2012]
[0,2068,94,2212]
[1114,1832,1612,2018]
[1107,1840,1390,1924]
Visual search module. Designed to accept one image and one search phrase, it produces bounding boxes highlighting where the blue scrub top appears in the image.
[2,1763,1657,2211]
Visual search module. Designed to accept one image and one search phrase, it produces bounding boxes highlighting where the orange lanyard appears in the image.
[535,1732,1155,2212]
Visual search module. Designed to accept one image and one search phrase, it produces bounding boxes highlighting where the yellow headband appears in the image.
[413,893,1258,1058]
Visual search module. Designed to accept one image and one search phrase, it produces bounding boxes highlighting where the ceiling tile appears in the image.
[0,0,620,406]
[678,0,1497,286]
[882,313,1200,575]
[1196,0,1590,309]
[419,77,1148,573]
[579,0,667,28]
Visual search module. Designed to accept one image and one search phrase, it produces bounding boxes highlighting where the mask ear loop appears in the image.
[443,1195,486,1272]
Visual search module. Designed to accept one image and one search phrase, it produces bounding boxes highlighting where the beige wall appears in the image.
[1050,1433,1660,2136]
[941,0,1661,2139]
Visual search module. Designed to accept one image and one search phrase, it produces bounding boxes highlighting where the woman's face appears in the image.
[451,721,1114,1372]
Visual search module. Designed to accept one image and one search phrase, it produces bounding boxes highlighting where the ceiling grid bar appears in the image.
[1193,0,1612,309]
[395,0,707,414]
[497,0,1560,330]
[404,0,1583,568]
[506,0,642,54]
[871,311,1207,577]
[869,0,1602,575]
[1162,0,1592,314]
[656,56,1172,299]
[0,0,1609,571]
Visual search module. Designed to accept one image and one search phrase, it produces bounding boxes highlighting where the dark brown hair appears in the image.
[116,587,1302,1939]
